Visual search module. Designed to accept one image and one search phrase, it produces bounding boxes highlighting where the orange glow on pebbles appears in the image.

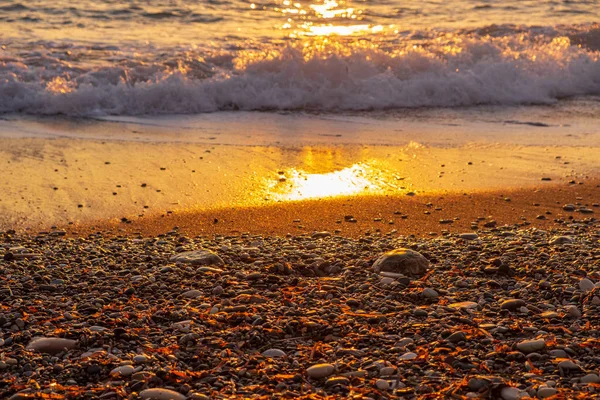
[268,163,383,201]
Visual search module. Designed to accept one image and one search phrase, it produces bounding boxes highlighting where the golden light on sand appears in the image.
[270,163,382,201]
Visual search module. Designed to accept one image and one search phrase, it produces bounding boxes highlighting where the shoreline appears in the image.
[61,179,599,238]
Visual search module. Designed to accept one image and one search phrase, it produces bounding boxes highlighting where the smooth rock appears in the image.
[558,360,581,371]
[133,355,149,364]
[565,305,581,318]
[182,289,202,298]
[262,349,286,358]
[376,379,390,390]
[459,233,479,240]
[537,387,558,398]
[399,352,418,360]
[170,250,224,266]
[549,236,573,245]
[501,299,526,310]
[422,288,439,298]
[580,373,600,384]
[325,376,349,387]
[516,339,546,353]
[110,365,135,377]
[501,386,524,400]
[447,331,466,343]
[579,278,595,292]
[26,337,77,354]
[449,301,479,310]
[548,349,567,358]
[139,388,186,400]
[307,363,335,379]
[372,248,429,277]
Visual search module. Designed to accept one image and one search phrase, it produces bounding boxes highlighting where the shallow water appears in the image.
[0,0,599,118]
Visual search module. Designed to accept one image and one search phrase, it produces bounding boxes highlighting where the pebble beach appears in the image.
[2,215,599,399]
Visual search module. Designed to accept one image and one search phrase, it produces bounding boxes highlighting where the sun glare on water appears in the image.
[269,163,383,201]
[277,0,387,37]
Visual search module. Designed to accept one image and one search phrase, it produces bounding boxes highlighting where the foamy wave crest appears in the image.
[1,26,599,115]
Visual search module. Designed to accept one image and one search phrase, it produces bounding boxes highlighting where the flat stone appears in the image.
[537,387,558,398]
[182,289,202,298]
[540,311,558,318]
[372,248,429,277]
[447,331,467,343]
[170,250,224,266]
[549,236,573,245]
[517,339,545,353]
[325,376,349,387]
[558,360,581,371]
[448,301,479,310]
[110,365,135,377]
[307,363,335,379]
[26,337,77,354]
[399,352,418,360]
[376,379,390,390]
[500,387,523,400]
[548,349,567,358]
[140,389,186,400]
[501,299,526,310]
[262,349,286,358]
[580,373,600,384]
[459,233,479,240]
[579,278,595,292]
[422,288,439,298]
[133,355,149,364]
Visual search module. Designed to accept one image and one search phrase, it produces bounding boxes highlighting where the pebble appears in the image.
[169,249,224,266]
[139,388,186,400]
[580,373,600,384]
[372,248,429,277]
[459,233,479,240]
[422,288,439,298]
[537,387,558,398]
[133,355,149,364]
[565,305,581,318]
[110,365,135,377]
[501,387,526,400]
[262,349,286,358]
[558,360,581,371]
[306,364,335,379]
[375,379,390,390]
[448,301,479,310]
[399,352,418,360]
[501,299,526,310]
[182,289,202,298]
[516,339,546,353]
[26,337,77,354]
[578,278,595,292]
[447,331,466,343]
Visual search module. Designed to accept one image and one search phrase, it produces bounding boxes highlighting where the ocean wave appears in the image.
[1,26,599,116]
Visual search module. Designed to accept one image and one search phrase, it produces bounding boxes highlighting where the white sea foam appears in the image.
[1,27,599,116]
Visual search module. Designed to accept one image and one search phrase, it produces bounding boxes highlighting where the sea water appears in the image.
[0,0,598,125]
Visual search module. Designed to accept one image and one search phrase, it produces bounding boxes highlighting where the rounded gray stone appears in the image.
[170,250,224,266]
[372,248,429,277]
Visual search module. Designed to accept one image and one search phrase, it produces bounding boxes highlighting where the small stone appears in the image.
[312,231,332,239]
[133,355,149,364]
[448,301,479,310]
[548,349,567,358]
[182,289,202,298]
[422,288,438,298]
[459,233,479,240]
[262,349,286,358]
[372,248,429,277]
[501,299,526,310]
[170,250,224,266]
[565,305,581,318]
[447,331,467,343]
[139,388,186,400]
[110,365,135,377]
[26,338,77,354]
[579,278,595,292]
[399,352,418,360]
[517,339,545,353]
[325,376,349,387]
[376,379,390,390]
[468,377,490,392]
[580,373,600,384]
[500,386,524,400]
[537,387,558,398]
[550,236,573,245]
[307,363,335,379]
[558,360,581,371]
